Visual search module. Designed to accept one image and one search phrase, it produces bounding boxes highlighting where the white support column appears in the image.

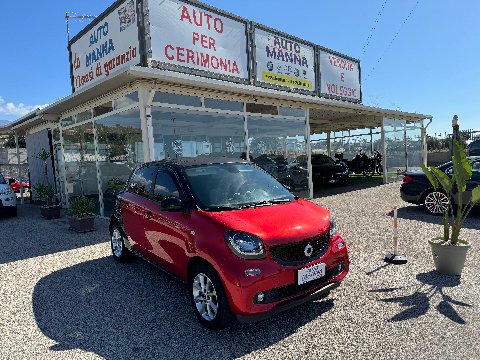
[370,128,374,155]
[93,122,104,217]
[243,102,249,161]
[326,131,331,157]
[139,86,156,162]
[381,118,387,184]
[421,119,432,166]
[15,133,24,205]
[305,108,313,199]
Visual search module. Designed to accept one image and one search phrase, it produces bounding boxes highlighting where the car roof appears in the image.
[144,156,250,169]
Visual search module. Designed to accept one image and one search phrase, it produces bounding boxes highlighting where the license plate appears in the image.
[297,263,326,285]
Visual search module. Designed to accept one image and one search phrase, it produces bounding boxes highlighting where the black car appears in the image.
[400,157,480,214]
[468,140,480,156]
[311,154,349,185]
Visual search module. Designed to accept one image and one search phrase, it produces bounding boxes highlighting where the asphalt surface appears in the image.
[0,182,479,359]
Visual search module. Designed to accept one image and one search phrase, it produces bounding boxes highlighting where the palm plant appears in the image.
[421,140,480,245]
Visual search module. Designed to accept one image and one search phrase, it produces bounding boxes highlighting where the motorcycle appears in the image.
[334,151,377,177]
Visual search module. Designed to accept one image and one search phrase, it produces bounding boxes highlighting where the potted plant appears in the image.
[68,196,95,233]
[421,140,480,275]
[33,182,61,219]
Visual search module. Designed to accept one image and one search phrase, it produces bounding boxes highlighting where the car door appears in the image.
[120,166,157,254]
[142,168,194,278]
[466,160,480,204]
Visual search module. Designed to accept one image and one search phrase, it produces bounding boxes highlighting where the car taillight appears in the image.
[403,175,413,183]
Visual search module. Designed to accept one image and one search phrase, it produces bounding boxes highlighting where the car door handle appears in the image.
[144,211,152,219]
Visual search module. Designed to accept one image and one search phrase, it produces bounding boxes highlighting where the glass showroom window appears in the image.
[62,123,100,214]
[96,109,143,217]
[248,115,308,197]
[151,107,245,160]
[383,118,407,183]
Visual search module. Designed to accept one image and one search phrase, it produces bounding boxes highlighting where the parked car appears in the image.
[7,177,29,192]
[400,157,480,215]
[312,154,349,184]
[0,173,18,217]
[109,158,349,329]
[468,140,480,156]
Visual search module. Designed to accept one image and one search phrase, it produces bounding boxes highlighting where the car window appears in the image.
[153,172,180,202]
[472,161,480,173]
[0,174,6,184]
[129,167,157,197]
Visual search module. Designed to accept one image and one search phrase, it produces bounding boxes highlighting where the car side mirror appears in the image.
[8,179,15,184]
[160,197,183,211]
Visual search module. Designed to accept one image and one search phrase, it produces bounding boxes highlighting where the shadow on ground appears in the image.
[33,256,335,360]
[370,271,471,324]
[0,204,108,264]
[313,175,384,197]
[396,205,480,230]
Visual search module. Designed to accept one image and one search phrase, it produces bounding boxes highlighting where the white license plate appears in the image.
[297,263,326,285]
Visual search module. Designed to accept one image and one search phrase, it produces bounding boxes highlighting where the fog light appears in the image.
[257,292,265,302]
[337,241,345,249]
[245,268,261,276]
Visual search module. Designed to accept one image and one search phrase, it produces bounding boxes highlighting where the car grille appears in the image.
[254,263,344,304]
[269,234,330,266]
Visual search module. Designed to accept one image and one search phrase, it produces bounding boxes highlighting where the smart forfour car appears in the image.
[109,158,349,329]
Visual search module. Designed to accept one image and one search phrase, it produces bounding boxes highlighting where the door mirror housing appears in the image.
[160,197,183,211]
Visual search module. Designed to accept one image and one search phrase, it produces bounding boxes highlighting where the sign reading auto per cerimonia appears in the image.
[69,0,140,92]
[148,0,249,80]
[254,27,316,92]
[319,49,361,102]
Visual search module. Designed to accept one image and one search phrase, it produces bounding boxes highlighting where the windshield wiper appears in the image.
[269,198,293,204]
[204,205,241,211]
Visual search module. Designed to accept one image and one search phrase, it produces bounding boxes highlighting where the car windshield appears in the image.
[312,155,334,165]
[0,174,6,184]
[183,163,295,211]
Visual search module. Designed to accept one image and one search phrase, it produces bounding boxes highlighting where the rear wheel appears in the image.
[424,190,449,215]
[189,263,233,330]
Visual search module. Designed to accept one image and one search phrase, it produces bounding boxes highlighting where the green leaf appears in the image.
[431,166,452,194]
[471,185,480,205]
[421,164,439,189]
[452,140,472,192]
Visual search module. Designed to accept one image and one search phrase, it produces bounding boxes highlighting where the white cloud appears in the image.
[0,96,49,117]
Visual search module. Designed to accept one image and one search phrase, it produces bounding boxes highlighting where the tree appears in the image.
[3,134,26,148]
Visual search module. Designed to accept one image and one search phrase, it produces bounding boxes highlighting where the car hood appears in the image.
[200,199,330,247]
[0,184,11,191]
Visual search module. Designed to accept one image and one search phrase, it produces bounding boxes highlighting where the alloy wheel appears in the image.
[192,273,219,321]
[424,191,449,214]
[111,228,123,258]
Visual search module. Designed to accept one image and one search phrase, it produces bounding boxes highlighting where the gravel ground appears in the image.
[0,182,479,360]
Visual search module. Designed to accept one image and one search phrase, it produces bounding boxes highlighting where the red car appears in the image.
[109,158,349,329]
[7,177,29,192]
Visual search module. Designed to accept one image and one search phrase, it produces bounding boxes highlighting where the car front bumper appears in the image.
[216,234,349,320]
[0,194,17,208]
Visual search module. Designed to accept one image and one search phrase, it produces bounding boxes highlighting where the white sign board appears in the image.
[255,28,316,91]
[319,50,361,101]
[70,0,140,92]
[148,0,248,79]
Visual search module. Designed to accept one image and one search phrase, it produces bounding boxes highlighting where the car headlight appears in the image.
[330,215,337,238]
[224,231,265,259]
[0,188,13,195]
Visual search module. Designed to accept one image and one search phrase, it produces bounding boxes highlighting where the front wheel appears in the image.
[423,190,449,215]
[110,224,130,262]
[189,263,233,330]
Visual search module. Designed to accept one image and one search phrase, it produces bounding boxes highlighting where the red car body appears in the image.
[7,178,29,192]
[110,159,349,327]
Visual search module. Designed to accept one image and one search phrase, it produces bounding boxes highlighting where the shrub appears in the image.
[68,196,95,218]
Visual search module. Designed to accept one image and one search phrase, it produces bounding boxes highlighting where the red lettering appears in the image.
[180,6,192,23]
[192,32,200,45]
[165,45,174,60]
[186,49,195,64]
[213,18,223,33]
[208,36,216,51]
[341,73,345,82]
[204,13,212,29]
[177,47,185,62]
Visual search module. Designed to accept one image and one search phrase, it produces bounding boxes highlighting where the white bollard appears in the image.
[384,206,407,265]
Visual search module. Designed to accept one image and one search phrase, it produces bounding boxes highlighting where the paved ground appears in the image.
[1,182,479,359]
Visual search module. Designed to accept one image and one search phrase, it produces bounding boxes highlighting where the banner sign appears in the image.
[69,0,140,92]
[148,0,249,80]
[319,49,361,102]
[254,28,316,92]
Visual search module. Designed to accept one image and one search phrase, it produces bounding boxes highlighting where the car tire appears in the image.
[189,262,233,330]
[423,189,450,215]
[110,223,130,262]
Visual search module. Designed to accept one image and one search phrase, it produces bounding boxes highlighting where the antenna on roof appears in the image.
[65,13,97,42]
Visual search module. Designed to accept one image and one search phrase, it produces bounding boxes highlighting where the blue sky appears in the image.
[0,0,478,136]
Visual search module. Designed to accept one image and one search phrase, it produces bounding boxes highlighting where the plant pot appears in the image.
[68,215,95,233]
[429,237,471,276]
[40,205,61,220]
